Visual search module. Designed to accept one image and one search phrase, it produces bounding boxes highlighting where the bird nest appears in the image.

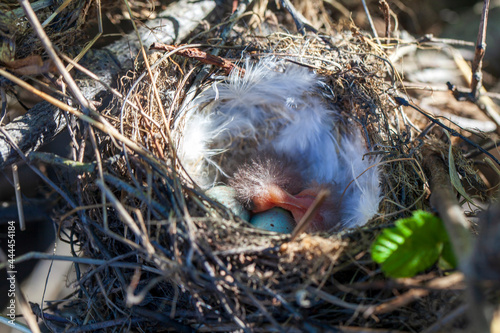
[34,10,495,333]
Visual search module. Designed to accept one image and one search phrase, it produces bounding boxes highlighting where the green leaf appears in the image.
[371,210,456,278]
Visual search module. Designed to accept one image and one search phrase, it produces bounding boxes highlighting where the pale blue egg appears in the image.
[206,185,250,221]
[250,208,296,234]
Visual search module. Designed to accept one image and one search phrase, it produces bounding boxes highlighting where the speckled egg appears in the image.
[206,185,250,221]
[250,208,296,234]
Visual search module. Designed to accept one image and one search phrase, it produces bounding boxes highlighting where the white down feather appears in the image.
[175,57,382,229]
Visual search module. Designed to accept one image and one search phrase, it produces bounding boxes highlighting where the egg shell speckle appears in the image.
[206,185,250,221]
[250,208,296,234]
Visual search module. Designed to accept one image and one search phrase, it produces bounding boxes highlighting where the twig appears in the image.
[96,180,155,255]
[463,139,500,159]
[15,283,41,333]
[0,252,162,274]
[422,153,474,264]
[41,0,71,27]
[400,81,500,100]
[11,164,25,231]
[421,304,468,333]
[363,273,464,316]
[150,43,244,75]
[59,53,140,111]
[130,308,193,333]
[64,317,143,332]
[28,152,96,172]
[122,0,172,152]
[348,272,464,291]
[289,189,330,242]
[422,151,489,332]
[103,174,168,218]
[0,316,32,333]
[448,46,500,131]
[394,96,500,166]
[10,0,52,18]
[0,125,78,209]
[0,87,7,124]
[0,100,67,169]
[278,0,317,35]
[416,34,476,47]
[361,0,381,47]
[118,44,203,173]
[306,286,372,311]
[215,0,254,57]
[470,0,490,99]
[88,126,108,229]
[379,0,391,40]
[18,0,90,111]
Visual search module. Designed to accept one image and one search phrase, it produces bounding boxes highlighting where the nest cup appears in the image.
[54,28,482,331]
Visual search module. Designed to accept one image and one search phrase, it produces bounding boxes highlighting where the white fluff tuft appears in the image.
[272,99,339,183]
[336,133,382,228]
[208,57,317,109]
[193,57,320,142]
[175,112,223,188]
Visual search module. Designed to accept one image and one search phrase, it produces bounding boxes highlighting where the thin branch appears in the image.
[150,43,244,75]
[395,96,500,166]
[290,189,330,241]
[18,0,90,111]
[279,0,317,35]
[379,0,391,40]
[448,48,500,131]
[422,151,489,332]
[361,0,381,46]
[11,164,25,230]
[470,0,490,98]
[15,283,41,333]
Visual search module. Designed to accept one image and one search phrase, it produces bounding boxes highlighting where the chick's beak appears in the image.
[251,184,322,225]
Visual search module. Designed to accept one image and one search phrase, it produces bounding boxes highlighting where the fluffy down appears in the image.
[175,56,382,230]
[336,133,382,228]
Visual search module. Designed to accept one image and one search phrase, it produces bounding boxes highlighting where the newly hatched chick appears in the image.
[175,57,381,232]
[229,157,340,232]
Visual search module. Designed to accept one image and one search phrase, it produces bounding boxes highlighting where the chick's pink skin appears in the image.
[230,157,338,231]
[251,184,327,231]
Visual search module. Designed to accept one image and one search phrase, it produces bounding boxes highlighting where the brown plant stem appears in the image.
[423,150,489,332]
[470,0,490,99]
